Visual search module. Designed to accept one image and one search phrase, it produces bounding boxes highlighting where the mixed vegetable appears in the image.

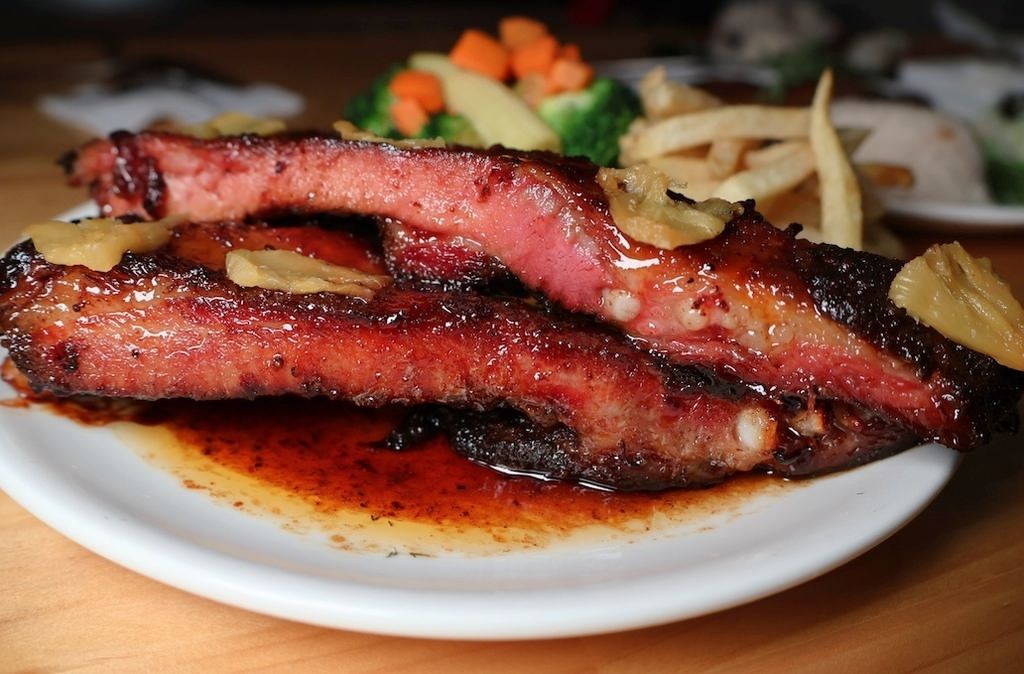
[344,16,640,166]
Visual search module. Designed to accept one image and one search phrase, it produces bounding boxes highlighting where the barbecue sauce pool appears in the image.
[19,392,789,555]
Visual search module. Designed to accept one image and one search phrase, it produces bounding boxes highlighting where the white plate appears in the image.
[884,197,1024,232]
[0,204,960,640]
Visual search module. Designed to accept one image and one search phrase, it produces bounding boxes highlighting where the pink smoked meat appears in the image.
[67,132,1023,449]
[2,219,928,488]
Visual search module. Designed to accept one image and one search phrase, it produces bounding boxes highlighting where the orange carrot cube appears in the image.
[560,43,582,62]
[510,35,559,79]
[390,97,429,136]
[498,16,549,50]
[546,58,593,94]
[450,29,510,81]
[388,70,445,114]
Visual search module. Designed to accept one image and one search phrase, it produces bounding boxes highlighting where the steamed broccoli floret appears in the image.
[343,64,403,137]
[536,78,641,166]
[417,113,483,146]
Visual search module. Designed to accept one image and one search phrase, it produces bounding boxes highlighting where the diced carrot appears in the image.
[546,58,593,94]
[390,97,429,136]
[388,70,445,113]
[560,43,582,62]
[498,16,549,50]
[515,72,549,108]
[450,29,510,81]
[510,35,559,79]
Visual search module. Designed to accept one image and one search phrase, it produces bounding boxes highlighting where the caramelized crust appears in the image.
[0,221,925,489]
[67,132,1022,447]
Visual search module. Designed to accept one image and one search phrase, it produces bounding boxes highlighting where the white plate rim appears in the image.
[884,196,1024,230]
[0,412,958,640]
[0,204,961,640]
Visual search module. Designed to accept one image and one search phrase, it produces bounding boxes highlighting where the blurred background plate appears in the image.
[884,197,1024,232]
[594,56,778,91]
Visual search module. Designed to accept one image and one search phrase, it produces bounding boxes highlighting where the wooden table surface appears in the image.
[2,35,1023,673]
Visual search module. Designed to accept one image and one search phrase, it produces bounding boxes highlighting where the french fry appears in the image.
[643,156,720,200]
[855,167,887,229]
[742,140,809,168]
[810,70,862,249]
[621,66,906,254]
[667,178,720,202]
[857,163,915,190]
[620,143,708,169]
[712,144,816,203]
[707,138,757,179]
[675,180,720,202]
[619,105,810,163]
[759,186,822,232]
[639,66,722,120]
[644,156,714,182]
[674,145,712,159]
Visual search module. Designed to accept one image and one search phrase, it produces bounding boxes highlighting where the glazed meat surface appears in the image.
[2,220,923,489]
[69,132,1022,448]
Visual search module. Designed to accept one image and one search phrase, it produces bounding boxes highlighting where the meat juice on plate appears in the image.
[10,387,795,556]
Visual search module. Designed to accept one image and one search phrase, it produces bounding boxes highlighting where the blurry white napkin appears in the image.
[40,79,304,135]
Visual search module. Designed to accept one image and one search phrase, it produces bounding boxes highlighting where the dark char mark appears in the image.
[0,241,37,292]
[791,239,1024,447]
[384,405,453,451]
[111,130,166,218]
[448,407,729,491]
[386,405,728,491]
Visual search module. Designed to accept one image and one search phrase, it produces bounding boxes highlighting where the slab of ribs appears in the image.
[1,131,1019,490]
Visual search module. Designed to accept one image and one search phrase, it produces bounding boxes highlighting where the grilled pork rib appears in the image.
[69,132,1022,448]
[2,220,921,488]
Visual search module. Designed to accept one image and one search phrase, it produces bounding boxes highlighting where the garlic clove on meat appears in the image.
[24,214,186,272]
[226,249,391,299]
[597,165,740,249]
